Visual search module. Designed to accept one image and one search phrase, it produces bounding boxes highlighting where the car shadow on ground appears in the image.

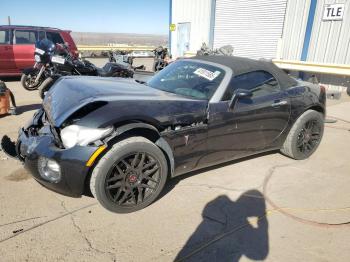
[174,191,269,262]
[159,152,273,261]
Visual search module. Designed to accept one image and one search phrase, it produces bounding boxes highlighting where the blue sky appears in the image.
[1,0,170,35]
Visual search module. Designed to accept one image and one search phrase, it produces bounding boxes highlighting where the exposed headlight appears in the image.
[38,157,61,183]
[60,125,113,149]
[34,54,41,62]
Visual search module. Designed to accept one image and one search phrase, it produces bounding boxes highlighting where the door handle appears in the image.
[271,100,288,107]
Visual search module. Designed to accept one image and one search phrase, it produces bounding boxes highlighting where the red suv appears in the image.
[0,25,78,77]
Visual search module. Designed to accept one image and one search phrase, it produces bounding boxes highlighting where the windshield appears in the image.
[147,60,225,100]
[35,39,55,53]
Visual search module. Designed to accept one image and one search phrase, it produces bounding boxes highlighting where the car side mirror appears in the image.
[229,89,253,110]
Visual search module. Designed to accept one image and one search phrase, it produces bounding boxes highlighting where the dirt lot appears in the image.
[0,67,350,261]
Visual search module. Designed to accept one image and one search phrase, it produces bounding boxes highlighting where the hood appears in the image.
[43,76,208,128]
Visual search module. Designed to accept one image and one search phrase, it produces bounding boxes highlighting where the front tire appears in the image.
[281,110,324,160]
[21,72,43,91]
[90,137,168,213]
[347,86,350,96]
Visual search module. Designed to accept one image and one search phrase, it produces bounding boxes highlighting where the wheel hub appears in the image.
[304,132,311,142]
[126,168,141,185]
[297,119,322,154]
[128,173,138,183]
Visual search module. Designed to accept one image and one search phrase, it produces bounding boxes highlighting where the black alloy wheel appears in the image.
[105,152,161,206]
[90,136,168,213]
[281,110,324,160]
[296,120,322,155]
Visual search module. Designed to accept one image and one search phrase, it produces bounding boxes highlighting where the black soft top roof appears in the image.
[192,56,298,88]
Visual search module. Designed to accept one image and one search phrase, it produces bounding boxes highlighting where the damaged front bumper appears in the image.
[2,109,99,197]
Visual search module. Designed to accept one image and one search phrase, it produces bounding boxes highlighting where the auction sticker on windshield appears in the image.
[194,68,221,81]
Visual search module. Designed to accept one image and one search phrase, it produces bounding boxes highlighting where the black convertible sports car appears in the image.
[2,56,326,213]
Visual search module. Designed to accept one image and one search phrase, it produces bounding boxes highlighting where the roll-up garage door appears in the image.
[213,0,288,60]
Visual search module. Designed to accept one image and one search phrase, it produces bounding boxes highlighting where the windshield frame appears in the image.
[147,59,233,102]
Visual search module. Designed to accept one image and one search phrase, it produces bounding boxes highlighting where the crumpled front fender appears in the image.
[104,123,175,176]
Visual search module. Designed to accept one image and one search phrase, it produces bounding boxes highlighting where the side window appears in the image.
[38,31,46,41]
[0,30,10,44]
[222,71,280,101]
[46,32,64,44]
[14,30,37,44]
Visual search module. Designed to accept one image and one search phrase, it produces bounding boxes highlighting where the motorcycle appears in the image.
[108,50,146,71]
[21,39,56,91]
[19,39,137,98]
[196,43,234,56]
[108,50,133,65]
[38,44,136,99]
[153,46,170,72]
[48,43,135,79]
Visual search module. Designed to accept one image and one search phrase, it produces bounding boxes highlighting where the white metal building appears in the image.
[170,0,289,59]
[280,0,350,64]
[170,0,350,91]
[170,0,350,62]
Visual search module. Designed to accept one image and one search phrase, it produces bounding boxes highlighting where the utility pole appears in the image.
[7,16,11,25]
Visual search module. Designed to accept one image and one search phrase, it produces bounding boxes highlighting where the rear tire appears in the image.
[347,86,350,96]
[90,137,168,213]
[281,110,324,160]
[39,77,55,99]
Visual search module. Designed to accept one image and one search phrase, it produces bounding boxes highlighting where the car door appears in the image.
[12,29,37,71]
[0,29,16,74]
[149,60,226,175]
[204,70,291,164]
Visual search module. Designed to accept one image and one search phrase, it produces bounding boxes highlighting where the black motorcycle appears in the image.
[21,39,56,91]
[38,44,136,98]
[48,43,135,79]
[19,39,136,98]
